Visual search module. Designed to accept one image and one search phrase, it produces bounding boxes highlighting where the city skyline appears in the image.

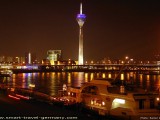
[0,0,160,61]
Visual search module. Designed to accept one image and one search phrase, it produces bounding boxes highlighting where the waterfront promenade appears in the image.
[10,64,160,73]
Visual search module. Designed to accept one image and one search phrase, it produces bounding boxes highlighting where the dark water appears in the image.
[1,72,160,96]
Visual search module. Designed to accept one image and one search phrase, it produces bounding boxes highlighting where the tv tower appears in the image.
[77,3,86,65]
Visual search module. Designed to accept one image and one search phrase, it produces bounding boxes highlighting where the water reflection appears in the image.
[155,75,160,92]
[108,73,112,78]
[146,75,150,90]
[120,73,124,80]
[73,72,85,87]
[102,73,106,78]
[67,72,71,84]
[90,73,94,80]
[139,74,143,87]
[2,72,160,96]
[84,73,88,82]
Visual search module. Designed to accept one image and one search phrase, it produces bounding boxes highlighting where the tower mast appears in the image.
[80,3,82,14]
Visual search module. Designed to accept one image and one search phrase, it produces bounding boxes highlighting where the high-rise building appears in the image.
[25,52,37,64]
[6,56,13,63]
[20,57,25,64]
[47,50,62,65]
[25,52,31,64]
[0,56,5,63]
[77,3,86,65]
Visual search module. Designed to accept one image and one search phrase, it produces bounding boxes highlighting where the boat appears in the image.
[0,69,13,77]
[58,79,160,119]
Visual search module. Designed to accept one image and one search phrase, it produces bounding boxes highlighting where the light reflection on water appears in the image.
[1,72,160,96]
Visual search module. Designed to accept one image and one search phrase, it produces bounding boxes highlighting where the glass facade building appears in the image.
[47,50,62,65]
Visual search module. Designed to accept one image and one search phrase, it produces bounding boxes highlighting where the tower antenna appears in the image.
[80,3,82,14]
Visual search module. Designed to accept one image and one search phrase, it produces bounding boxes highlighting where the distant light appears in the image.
[10,88,15,92]
[23,66,27,69]
[157,97,160,101]
[63,84,67,91]
[8,94,20,100]
[130,59,133,61]
[102,101,105,106]
[91,61,94,64]
[29,83,35,88]
[91,100,94,105]
[16,94,30,100]
[125,56,129,60]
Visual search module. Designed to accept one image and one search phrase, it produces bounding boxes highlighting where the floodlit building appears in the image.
[14,56,25,64]
[47,50,62,65]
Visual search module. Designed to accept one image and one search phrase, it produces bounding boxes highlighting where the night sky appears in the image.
[0,0,160,61]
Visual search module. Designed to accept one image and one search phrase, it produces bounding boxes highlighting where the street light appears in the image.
[125,56,129,60]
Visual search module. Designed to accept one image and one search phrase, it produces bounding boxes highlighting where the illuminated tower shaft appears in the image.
[77,3,86,65]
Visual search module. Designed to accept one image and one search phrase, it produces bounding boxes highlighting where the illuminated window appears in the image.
[113,98,125,104]
[82,86,98,95]
[111,98,126,109]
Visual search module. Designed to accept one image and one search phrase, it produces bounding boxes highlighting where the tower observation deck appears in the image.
[77,3,86,65]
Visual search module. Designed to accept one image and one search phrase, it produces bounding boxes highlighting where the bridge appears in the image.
[10,64,160,73]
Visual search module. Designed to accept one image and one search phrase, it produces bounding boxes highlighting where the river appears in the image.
[1,71,160,96]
